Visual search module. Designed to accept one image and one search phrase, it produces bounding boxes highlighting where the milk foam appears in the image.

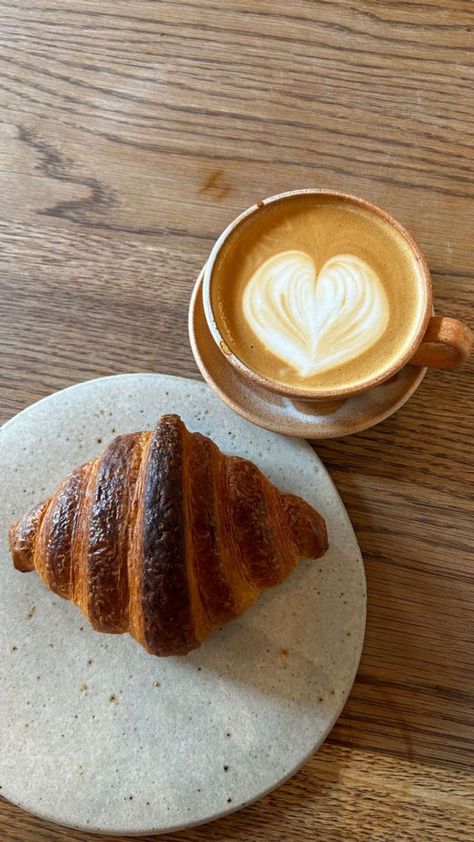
[242,250,389,377]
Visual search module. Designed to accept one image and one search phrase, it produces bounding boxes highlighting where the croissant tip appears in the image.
[159,413,184,426]
[281,493,328,560]
[8,519,17,550]
[9,517,31,572]
[9,500,48,573]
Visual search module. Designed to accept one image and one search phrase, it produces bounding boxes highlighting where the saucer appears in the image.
[189,273,427,439]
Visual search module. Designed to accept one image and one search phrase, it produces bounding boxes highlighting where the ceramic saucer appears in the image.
[189,273,427,439]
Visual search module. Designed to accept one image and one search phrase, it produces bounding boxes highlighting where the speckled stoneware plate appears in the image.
[0,373,366,836]
[189,274,427,438]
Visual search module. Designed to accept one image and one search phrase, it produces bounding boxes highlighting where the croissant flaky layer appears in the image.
[9,415,328,656]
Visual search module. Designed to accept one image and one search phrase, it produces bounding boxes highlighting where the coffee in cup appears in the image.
[210,192,428,395]
[201,190,473,413]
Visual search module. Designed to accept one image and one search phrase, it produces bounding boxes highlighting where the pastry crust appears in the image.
[9,415,328,656]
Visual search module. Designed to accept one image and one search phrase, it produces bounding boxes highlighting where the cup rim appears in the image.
[202,188,433,400]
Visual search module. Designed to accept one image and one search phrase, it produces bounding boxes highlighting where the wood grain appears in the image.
[1,0,473,839]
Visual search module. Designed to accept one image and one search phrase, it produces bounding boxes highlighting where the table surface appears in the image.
[1,2,473,840]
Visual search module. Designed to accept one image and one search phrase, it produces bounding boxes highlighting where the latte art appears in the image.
[210,193,427,393]
[242,251,390,377]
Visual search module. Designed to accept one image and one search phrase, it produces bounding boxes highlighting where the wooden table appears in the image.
[1,2,473,840]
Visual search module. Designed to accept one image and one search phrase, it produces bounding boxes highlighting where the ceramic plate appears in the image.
[0,373,366,835]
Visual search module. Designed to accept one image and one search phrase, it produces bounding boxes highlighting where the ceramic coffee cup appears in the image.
[199,189,473,416]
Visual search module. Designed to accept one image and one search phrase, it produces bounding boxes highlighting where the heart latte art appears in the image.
[242,251,390,377]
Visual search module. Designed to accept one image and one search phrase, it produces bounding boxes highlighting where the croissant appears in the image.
[9,415,328,656]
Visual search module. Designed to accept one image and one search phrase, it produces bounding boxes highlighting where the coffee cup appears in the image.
[199,189,473,416]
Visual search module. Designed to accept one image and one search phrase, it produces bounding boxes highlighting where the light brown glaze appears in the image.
[410,316,474,369]
[9,415,328,656]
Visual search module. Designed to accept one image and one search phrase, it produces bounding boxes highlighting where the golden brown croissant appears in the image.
[9,415,328,656]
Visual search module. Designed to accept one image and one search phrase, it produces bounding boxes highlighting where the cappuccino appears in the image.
[210,193,427,393]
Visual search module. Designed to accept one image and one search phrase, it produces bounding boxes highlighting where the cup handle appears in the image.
[410,316,474,369]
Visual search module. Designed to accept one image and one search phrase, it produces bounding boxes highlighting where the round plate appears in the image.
[0,373,366,835]
[189,273,427,438]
